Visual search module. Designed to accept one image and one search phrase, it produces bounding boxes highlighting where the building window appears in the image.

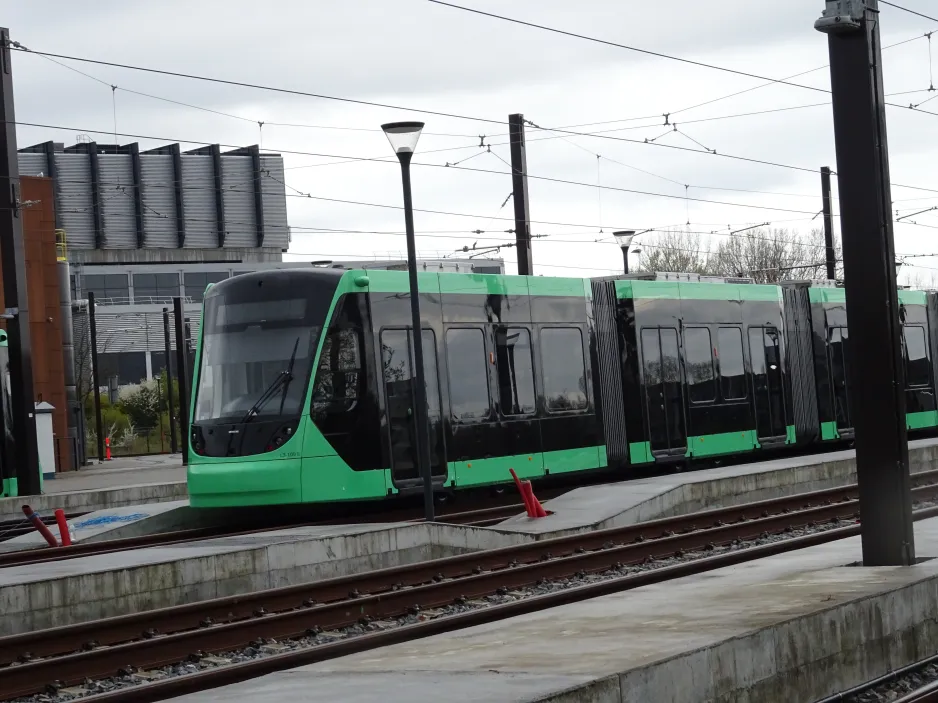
[185,272,229,302]
[541,327,588,412]
[904,326,930,388]
[494,326,535,415]
[97,352,147,386]
[717,327,746,400]
[133,273,180,303]
[81,274,129,302]
[684,327,715,403]
[445,328,490,421]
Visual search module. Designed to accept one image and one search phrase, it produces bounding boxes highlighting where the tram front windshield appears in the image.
[194,292,322,424]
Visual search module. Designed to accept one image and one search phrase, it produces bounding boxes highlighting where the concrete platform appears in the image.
[0,454,186,521]
[500,437,938,537]
[175,516,938,703]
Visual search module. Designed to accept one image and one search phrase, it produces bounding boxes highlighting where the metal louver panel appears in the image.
[76,305,203,356]
[181,156,217,248]
[17,153,48,177]
[99,155,136,248]
[141,155,177,248]
[260,156,289,249]
[221,156,256,247]
[55,154,95,249]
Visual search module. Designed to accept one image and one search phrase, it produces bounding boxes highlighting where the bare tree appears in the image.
[635,227,843,283]
[636,230,715,275]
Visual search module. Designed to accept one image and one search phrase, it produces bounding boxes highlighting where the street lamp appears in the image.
[382,120,435,522]
[613,230,637,274]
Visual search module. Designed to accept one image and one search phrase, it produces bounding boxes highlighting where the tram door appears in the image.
[380,329,447,487]
[640,328,687,456]
[749,326,787,441]
[828,327,852,433]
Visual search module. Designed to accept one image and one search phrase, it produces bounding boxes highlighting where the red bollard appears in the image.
[105,437,112,461]
[54,508,72,546]
[21,505,58,547]
[508,469,535,517]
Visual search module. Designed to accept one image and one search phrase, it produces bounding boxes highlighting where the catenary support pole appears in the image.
[821,166,837,280]
[0,29,41,493]
[173,298,189,467]
[816,0,914,565]
[508,114,534,276]
[162,307,178,454]
[88,292,104,464]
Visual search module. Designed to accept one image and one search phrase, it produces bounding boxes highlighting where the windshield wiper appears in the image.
[278,337,301,415]
[238,336,301,425]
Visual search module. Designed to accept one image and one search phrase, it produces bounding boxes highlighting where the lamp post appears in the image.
[613,231,637,274]
[382,121,435,522]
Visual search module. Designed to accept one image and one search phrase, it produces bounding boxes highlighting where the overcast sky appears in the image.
[7,0,938,281]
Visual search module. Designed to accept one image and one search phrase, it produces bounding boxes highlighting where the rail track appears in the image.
[5,469,938,571]
[4,482,938,703]
[0,496,543,569]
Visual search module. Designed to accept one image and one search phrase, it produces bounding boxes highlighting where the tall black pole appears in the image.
[0,29,41,493]
[817,0,914,565]
[173,297,189,467]
[620,247,630,274]
[88,292,104,463]
[398,151,434,522]
[162,307,177,454]
[821,166,836,279]
[508,114,534,276]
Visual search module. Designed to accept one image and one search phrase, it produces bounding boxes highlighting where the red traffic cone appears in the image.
[509,469,535,517]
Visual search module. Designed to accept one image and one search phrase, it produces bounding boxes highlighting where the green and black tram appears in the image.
[185,268,938,508]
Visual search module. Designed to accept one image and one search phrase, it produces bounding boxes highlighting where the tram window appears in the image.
[446,328,491,421]
[904,325,930,388]
[542,327,588,412]
[494,327,536,415]
[717,327,746,400]
[684,327,715,403]
[311,328,362,414]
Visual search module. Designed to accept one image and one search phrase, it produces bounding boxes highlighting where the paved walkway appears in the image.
[45,454,186,493]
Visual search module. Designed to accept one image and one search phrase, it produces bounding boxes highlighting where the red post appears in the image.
[21,505,58,547]
[54,508,71,546]
[508,468,535,517]
[105,436,111,461]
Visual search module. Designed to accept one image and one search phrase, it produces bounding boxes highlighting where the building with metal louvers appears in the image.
[17,141,290,263]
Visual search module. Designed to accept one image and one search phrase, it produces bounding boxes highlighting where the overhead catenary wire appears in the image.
[425,0,938,120]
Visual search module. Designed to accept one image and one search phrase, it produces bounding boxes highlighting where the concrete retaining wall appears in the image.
[532,573,938,702]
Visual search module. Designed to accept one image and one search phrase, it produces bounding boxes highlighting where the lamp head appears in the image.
[381,121,425,155]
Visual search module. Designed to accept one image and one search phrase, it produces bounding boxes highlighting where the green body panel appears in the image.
[542,445,605,475]
[899,290,927,305]
[301,454,388,502]
[629,441,654,464]
[188,455,303,507]
[786,424,796,445]
[686,430,758,458]
[615,279,782,303]
[809,287,926,306]
[1,477,16,498]
[820,421,840,440]
[907,411,938,430]
[453,452,544,488]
